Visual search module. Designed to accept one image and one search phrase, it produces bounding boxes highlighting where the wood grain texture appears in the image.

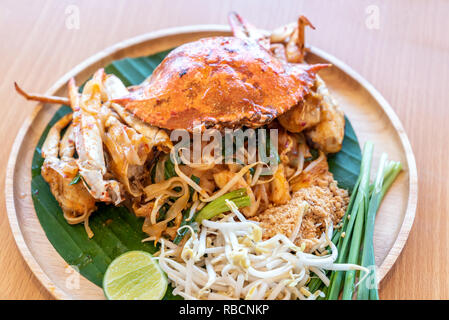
[0,0,447,300]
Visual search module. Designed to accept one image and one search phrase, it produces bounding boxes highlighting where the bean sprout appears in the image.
[158,203,369,300]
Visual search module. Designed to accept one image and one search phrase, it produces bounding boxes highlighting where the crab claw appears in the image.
[228,12,270,50]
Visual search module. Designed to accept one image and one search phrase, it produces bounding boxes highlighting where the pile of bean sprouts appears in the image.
[157,201,368,300]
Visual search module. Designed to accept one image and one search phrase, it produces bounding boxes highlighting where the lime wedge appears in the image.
[103,251,167,300]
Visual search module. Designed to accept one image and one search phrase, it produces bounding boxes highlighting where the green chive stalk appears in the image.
[368,161,402,300]
[327,141,374,299]
[341,142,375,299]
[380,162,403,200]
[341,198,366,299]
[195,188,251,224]
[174,189,250,244]
[309,142,402,300]
[357,153,388,300]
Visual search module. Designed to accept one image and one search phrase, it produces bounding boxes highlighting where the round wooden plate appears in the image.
[5,25,417,300]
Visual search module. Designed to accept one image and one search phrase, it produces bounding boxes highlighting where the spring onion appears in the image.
[356,153,387,299]
[165,157,177,179]
[174,188,251,244]
[357,157,402,300]
[69,173,81,185]
[327,141,374,300]
[195,188,251,224]
[308,142,402,300]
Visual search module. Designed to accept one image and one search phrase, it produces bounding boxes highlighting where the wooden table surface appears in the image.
[1,0,448,300]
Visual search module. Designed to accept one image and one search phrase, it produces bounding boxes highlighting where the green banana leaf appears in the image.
[31,48,361,299]
[328,116,361,191]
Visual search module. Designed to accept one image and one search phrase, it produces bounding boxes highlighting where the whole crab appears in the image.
[113,35,327,131]
[113,12,344,151]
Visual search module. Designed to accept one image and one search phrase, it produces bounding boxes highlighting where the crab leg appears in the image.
[69,71,122,205]
[270,43,287,62]
[100,74,173,196]
[230,12,316,64]
[40,115,97,237]
[42,113,73,159]
[59,124,76,161]
[41,115,77,177]
[103,74,172,152]
[70,79,104,171]
[228,12,270,50]
[110,101,172,152]
[286,16,315,63]
[270,22,296,43]
[41,114,78,180]
[14,82,70,105]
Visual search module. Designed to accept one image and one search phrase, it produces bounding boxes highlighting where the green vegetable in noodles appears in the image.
[195,188,251,224]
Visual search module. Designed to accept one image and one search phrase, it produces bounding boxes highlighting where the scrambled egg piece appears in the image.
[269,164,291,205]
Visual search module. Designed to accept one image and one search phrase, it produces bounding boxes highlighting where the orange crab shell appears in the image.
[113,37,327,131]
